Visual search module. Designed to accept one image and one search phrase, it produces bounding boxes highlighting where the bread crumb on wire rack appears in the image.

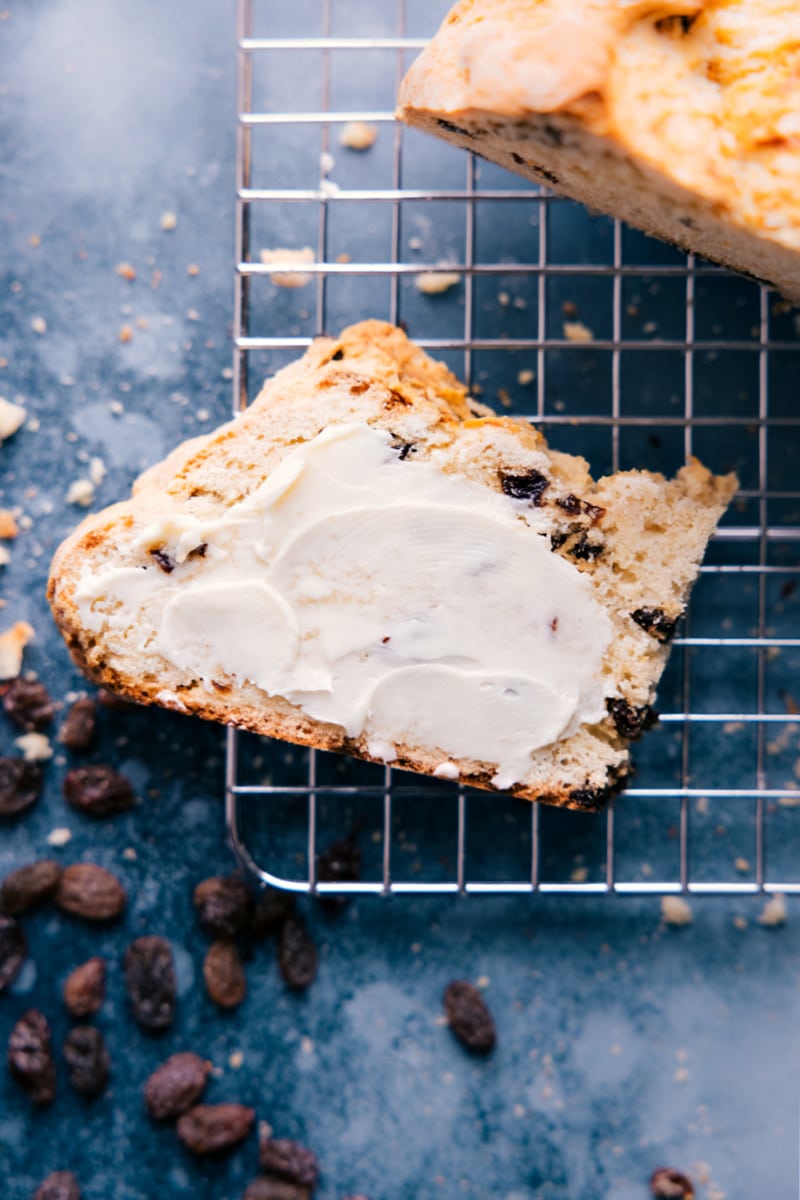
[661,895,693,926]
[415,269,461,295]
[0,398,27,441]
[758,893,787,927]
[65,479,95,508]
[259,246,315,288]
[339,120,378,151]
[563,320,595,343]
[0,620,34,681]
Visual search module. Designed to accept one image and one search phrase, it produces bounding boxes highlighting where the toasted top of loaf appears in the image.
[48,320,736,811]
[398,0,800,296]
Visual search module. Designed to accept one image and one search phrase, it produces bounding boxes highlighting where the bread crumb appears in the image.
[408,236,422,251]
[336,252,351,264]
[512,1103,526,1118]
[476,975,490,989]
[260,246,315,288]
[517,369,535,386]
[415,269,461,295]
[562,300,578,317]
[563,321,594,343]
[0,620,34,680]
[109,400,124,416]
[115,262,136,281]
[732,915,747,930]
[319,150,335,174]
[734,856,750,873]
[196,408,210,422]
[15,732,53,762]
[28,234,42,247]
[300,1036,314,1054]
[320,179,340,199]
[498,388,512,409]
[228,1050,244,1070]
[118,324,133,344]
[89,457,106,487]
[673,1066,690,1083]
[570,866,588,883]
[186,309,200,322]
[339,120,378,151]
[66,479,95,507]
[160,210,177,231]
[0,510,18,539]
[30,316,47,335]
[0,546,9,567]
[695,796,710,816]
[0,397,27,441]
[497,290,510,306]
[758,893,787,927]
[187,263,200,276]
[661,895,693,926]
[122,847,137,861]
[46,827,72,847]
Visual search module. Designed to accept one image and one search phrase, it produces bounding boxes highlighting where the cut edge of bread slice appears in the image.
[48,320,737,811]
[396,1,800,303]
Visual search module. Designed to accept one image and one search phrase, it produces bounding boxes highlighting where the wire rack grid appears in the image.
[226,0,800,899]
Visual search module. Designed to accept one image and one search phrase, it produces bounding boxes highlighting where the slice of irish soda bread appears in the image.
[48,321,736,811]
[397,0,800,301]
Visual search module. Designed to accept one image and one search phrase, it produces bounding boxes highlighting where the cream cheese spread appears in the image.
[75,423,614,788]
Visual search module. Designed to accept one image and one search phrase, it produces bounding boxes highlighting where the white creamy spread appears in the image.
[75,423,614,788]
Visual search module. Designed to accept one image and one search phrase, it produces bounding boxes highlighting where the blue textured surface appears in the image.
[2,1,800,1197]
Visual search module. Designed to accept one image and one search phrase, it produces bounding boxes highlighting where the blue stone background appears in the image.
[2,0,800,1197]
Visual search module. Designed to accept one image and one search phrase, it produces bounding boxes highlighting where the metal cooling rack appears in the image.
[226,0,800,898]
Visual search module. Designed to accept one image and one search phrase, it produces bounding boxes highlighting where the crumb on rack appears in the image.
[187,263,200,276]
[319,150,335,174]
[498,388,512,409]
[661,895,693,926]
[15,732,53,762]
[89,457,106,487]
[228,1050,244,1070]
[415,269,461,296]
[734,856,750,873]
[0,546,8,567]
[46,827,73,847]
[498,291,510,306]
[0,620,34,680]
[408,236,422,251]
[0,398,27,441]
[28,234,41,247]
[118,324,133,344]
[115,262,136,281]
[160,210,178,231]
[259,246,315,288]
[570,866,588,883]
[758,893,787,926]
[30,316,47,335]
[65,479,95,508]
[563,320,594,343]
[732,915,747,930]
[339,120,378,151]
[517,369,535,386]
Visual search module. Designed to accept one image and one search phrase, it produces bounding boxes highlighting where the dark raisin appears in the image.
[511,151,525,164]
[144,1052,210,1121]
[568,784,613,811]
[63,764,135,818]
[331,349,344,361]
[203,940,246,1009]
[568,534,603,561]
[244,1180,310,1200]
[549,530,569,551]
[63,1026,110,1098]
[250,888,295,941]
[650,1167,695,1198]
[2,678,55,731]
[392,441,415,460]
[0,756,43,817]
[631,607,679,642]
[150,548,175,573]
[33,1171,82,1200]
[63,957,106,1018]
[443,980,496,1054]
[437,118,472,138]
[177,1103,255,1155]
[541,122,564,147]
[189,543,207,559]
[535,166,560,185]
[8,1009,56,1105]
[316,829,362,907]
[193,875,252,938]
[607,698,656,740]
[556,493,582,516]
[0,913,26,992]
[781,579,796,600]
[0,859,60,915]
[56,864,126,921]
[258,1137,319,1188]
[59,696,97,751]
[500,469,549,505]
[124,936,176,1031]
[277,918,318,991]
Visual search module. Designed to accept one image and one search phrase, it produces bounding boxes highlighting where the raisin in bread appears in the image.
[48,321,736,811]
[397,0,800,301]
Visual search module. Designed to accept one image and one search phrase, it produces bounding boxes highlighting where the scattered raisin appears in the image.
[443,980,496,1053]
[317,829,362,906]
[59,696,97,751]
[331,348,344,361]
[258,1137,319,1188]
[500,469,549,505]
[0,756,43,818]
[124,936,176,1031]
[203,940,246,1008]
[63,764,135,818]
[650,1167,695,1198]
[244,1180,310,1200]
[33,1171,81,1200]
[56,864,126,921]
[150,548,175,573]
[0,859,60,915]
[511,151,525,164]
[568,783,613,811]
[567,534,603,561]
[0,914,26,992]
[2,678,55,731]
[8,1008,56,1105]
[176,1103,254,1155]
[541,121,564,147]
[250,888,295,941]
[144,1052,210,1121]
[278,918,318,991]
[555,493,581,516]
[63,1026,110,1098]
[607,698,655,740]
[193,875,252,938]
[631,607,679,642]
[63,957,106,1018]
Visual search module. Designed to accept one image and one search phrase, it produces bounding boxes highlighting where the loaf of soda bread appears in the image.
[397,0,800,301]
[48,321,736,811]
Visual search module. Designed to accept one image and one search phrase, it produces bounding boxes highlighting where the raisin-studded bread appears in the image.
[48,321,736,811]
[397,0,800,301]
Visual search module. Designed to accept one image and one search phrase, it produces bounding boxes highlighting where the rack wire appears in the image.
[226,0,800,898]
